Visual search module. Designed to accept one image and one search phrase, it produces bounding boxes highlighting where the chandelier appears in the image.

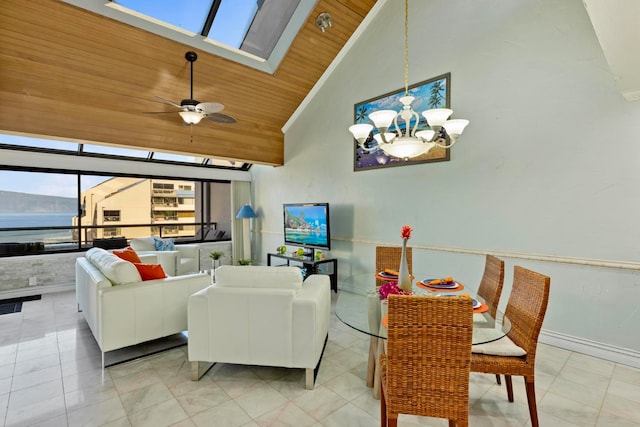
[348,0,469,160]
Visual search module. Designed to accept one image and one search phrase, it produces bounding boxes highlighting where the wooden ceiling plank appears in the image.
[0,0,375,165]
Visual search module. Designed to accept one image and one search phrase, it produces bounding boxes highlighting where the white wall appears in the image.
[251,0,640,366]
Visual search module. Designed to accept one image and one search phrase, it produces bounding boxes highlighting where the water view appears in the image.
[0,212,76,243]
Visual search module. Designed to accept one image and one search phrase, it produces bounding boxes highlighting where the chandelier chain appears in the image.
[347,0,469,159]
[404,0,409,95]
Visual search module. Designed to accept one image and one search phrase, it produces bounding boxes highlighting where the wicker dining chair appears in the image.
[375,246,412,287]
[476,254,505,318]
[471,266,551,427]
[380,295,473,427]
[475,254,505,385]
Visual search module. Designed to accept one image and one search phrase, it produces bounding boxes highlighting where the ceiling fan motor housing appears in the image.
[180,99,199,110]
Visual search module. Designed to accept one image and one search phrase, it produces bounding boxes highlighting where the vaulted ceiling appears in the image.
[0,0,376,166]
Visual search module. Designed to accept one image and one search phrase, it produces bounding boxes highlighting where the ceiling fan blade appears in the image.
[204,113,237,124]
[154,96,183,109]
[143,111,178,115]
[196,102,224,114]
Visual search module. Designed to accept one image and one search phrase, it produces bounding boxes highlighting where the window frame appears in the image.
[0,165,231,257]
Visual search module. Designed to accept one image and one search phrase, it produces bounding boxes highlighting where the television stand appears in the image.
[267,252,338,293]
[301,247,316,258]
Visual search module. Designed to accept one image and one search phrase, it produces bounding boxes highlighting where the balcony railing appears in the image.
[0,221,219,257]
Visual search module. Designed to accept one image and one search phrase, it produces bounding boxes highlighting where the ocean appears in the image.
[0,212,76,243]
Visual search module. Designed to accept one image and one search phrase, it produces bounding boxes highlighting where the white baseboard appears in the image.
[540,329,640,369]
[0,284,75,300]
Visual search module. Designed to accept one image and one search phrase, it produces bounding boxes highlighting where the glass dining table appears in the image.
[335,273,511,399]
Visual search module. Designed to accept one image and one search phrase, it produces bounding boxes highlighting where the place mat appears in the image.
[474,303,489,314]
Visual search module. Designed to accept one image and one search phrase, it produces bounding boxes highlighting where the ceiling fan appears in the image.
[145,51,236,125]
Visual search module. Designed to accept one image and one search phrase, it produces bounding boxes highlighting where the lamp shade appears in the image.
[421,108,453,127]
[348,123,373,142]
[236,204,257,219]
[442,119,469,136]
[179,110,204,124]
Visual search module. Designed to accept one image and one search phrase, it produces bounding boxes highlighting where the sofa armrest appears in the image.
[176,244,200,259]
[176,244,200,275]
[188,286,210,362]
[134,250,178,276]
[99,272,210,352]
[292,274,331,368]
[138,253,157,264]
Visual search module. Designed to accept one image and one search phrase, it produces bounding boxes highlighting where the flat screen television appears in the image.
[283,203,331,251]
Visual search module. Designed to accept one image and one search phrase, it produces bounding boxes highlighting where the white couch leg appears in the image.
[191,361,215,381]
[305,368,314,390]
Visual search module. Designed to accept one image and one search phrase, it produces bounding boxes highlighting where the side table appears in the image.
[267,252,338,292]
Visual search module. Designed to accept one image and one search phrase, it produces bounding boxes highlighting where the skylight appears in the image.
[61,0,313,73]
[116,0,213,35]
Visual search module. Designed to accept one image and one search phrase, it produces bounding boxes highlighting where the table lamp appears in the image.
[236,204,257,262]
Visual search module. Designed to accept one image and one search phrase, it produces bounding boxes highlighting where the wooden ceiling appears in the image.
[0,0,376,166]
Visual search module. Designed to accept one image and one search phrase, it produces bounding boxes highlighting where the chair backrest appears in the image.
[505,266,551,360]
[476,254,505,317]
[386,295,473,420]
[375,246,412,287]
[215,265,303,290]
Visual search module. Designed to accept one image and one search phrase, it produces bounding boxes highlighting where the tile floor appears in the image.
[0,291,639,426]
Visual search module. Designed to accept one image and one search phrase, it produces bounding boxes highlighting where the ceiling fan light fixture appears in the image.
[179,110,204,124]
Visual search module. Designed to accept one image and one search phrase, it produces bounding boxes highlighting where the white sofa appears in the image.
[76,247,210,367]
[188,266,331,389]
[130,237,200,276]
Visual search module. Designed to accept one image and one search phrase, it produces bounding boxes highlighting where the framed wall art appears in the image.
[353,72,451,171]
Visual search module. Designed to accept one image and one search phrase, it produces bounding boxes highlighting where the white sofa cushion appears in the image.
[130,237,157,252]
[86,247,141,285]
[215,266,303,290]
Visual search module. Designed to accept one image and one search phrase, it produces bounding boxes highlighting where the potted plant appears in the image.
[237,258,252,266]
[209,251,224,281]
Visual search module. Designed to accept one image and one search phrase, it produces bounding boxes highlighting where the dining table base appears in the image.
[366,336,386,399]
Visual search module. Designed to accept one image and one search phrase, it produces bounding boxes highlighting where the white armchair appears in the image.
[130,237,200,276]
[188,266,331,389]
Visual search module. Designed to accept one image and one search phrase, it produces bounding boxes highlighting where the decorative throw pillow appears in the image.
[153,236,175,251]
[113,246,142,264]
[134,263,167,281]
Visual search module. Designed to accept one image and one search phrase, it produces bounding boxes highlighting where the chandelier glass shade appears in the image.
[348,0,469,160]
[179,110,204,125]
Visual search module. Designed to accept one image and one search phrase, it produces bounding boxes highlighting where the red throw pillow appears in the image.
[134,263,167,281]
[113,246,142,264]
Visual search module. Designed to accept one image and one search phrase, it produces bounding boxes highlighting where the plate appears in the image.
[442,295,481,308]
[420,278,458,289]
[378,271,398,279]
